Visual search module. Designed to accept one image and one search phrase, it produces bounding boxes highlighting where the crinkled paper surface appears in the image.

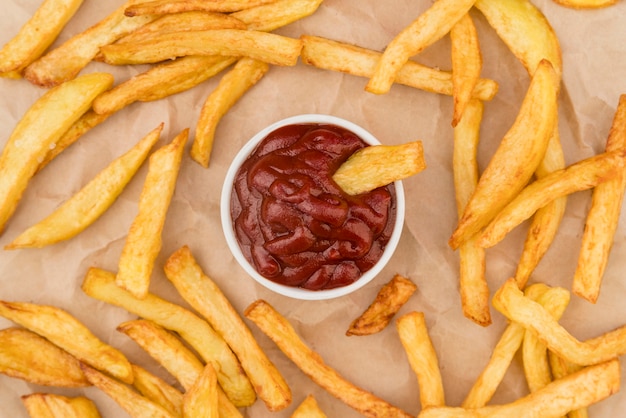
[1,0,626,417]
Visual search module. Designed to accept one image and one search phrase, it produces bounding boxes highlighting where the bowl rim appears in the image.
[220,114,405,300]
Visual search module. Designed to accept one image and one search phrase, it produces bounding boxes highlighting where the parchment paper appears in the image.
[2,0,626,417]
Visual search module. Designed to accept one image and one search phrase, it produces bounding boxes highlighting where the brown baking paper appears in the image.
[2,0,626,417]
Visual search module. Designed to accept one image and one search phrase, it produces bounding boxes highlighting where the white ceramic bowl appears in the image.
[220,114,405,300]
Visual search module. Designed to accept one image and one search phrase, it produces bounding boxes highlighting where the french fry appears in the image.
[448,59,559,249]
[0,72,113,235]
[164,246,292,412]
[0,327,89,388]
[452,99,490,326]
[23,1,157,87]
[116,129,187,299]
[131,364,183,418]
[493,278,626,366]
[80,364,176,418]
[479,149,626,249]
[450,13,482,127]
[573,94,626,303]
[21,393,101,418]
[6,124,163,249]
[81,267,256,407]
[332,141,426,195]
[183,363,219,418]
[117,319,243,418]
[291,395,328,418]
[98,29,303,67]
[346,274,417,336]
[547,353,588,418]
[0,300,133,384]
[245,299,414,418]
[418,359,620,418]
[124,0,277,16]
[396,312,446,409]
[0,0,84,75]
[232,0,324,32]
[552,0,617,8]
[191,58,270,167]
[365,0,476,95]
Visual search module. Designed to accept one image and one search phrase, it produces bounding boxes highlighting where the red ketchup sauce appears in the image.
[230,123,396,290]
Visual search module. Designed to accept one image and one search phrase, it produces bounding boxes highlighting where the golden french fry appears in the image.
[164,246,292,412]
[493,278,626,366]
[0,72,113,235]
[0,301,133,384]
[232,0,323,32]
[21,393,101,418]
[479,149,626,248]
[450,13,482,127]
[448,59,559,249]
[552,0,617,8]
[191,58,269,167]
[124,0,276,16]
[291,395,327,418]
[183,363,219,418]
[396,312,445,409]
[573,94,626,303]
[131,364,183,418]
[23,1,156,87]
[346,274,417,336]
[453,99,490,326]
[300,35,498,101]
[99,29,302,67]
[0,0,84,75]
[332,141,426,195]
[365,0,476,95]
[81,267,256,408]
[0,327,89,387]
[116,129,187,299]
[548,352,587,418]
[80,365,176,418]
[117,319,243,418]
[7,124,163,249]
[245,299,413,418]
[419,359,620,418]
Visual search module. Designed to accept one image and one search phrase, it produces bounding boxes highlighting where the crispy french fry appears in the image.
[21,393,101,418]
[0,72,113,235]
[183,363,219,418]
[124,0,277,16]
[493,278,626,366]
[450,13,482,127]
[0,0,84,75]
[300,35,498,101]
[365,0,476,94]
[23,1,157,87]
[131,364,183,418]
[117,319,243,418]
[448,59,559,249]
[573,94,626,303]
[479,149,626,248]
[0,327,89,387]
[453,99,490,326]
[552,0,617,8]
[116,129,187,299]
[7,124,163,249]
[332,141,426,195]
[81,364,176,418]
[232,0,324,32]
[0,301,133,384]
[81,267,256,407]
[396,312,445,409]
[548,353,588,418]
[164,246,292,412]
[346,274,417,336]
[99,30,302,67]
[245,299,414,418]
[191,58,269,167]
[291,395,327,418]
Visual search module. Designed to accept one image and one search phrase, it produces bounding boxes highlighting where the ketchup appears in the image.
[230,123,396,290]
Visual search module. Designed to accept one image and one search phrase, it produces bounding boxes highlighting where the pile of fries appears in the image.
[1,0,626,417]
